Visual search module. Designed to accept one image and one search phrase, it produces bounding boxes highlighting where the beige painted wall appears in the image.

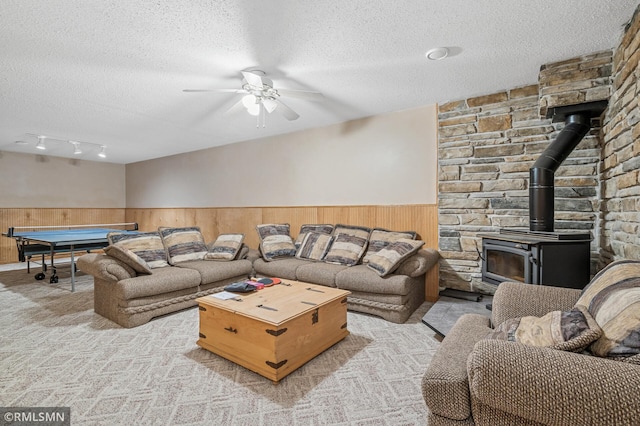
[126,104,438,208]
[0,151,126,208]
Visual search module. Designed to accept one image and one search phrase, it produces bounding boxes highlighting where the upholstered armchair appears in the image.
[422,270,640,425]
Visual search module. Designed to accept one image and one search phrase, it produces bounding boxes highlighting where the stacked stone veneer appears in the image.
[601,7,640,264]
[438,51,614,293]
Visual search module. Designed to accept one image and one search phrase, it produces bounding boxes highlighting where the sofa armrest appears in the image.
[395,248,439,277]
[77,253,136,283]
[491,282,581,327]
[468,339,640,425]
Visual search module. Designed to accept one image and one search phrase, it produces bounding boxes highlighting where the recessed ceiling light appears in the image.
[426,47,449,61]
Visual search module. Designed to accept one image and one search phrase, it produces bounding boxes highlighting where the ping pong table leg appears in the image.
[70,246,76,292]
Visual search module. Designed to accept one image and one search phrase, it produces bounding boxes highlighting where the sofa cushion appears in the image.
[296,262,349,287]
[256,223,291,240]
[575,259,640,359]
[294,224,334,248]
[115,266,201,300]
[323,224,371,266]
[253,257,311,280]
[362,228,417,263]
[336,265,415,295]
[366,239,425,277]
[107,231,169,269]
[176,259,253,285]
[295,232,334,261]
[260,234,297,261]
[485,305,602,352]
[204,233,245,261]
[103,244,152,275]
[159,227,208,265]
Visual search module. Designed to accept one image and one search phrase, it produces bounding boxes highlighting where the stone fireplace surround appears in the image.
[437,5,640,294]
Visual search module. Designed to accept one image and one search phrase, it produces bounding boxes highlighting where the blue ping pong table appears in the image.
[4,224,138,292]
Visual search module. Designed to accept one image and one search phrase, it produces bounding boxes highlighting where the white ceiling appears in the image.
[1,1,638,164]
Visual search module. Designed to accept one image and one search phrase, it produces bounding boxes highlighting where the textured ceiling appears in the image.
[0,0,638,164]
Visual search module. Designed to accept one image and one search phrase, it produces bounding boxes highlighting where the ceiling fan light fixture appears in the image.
[36,136,46,150]
[241,94,257,109]
[426,47,449,61]
[246,103,261,116]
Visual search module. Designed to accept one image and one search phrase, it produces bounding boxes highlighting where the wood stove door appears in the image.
[482,240,534,285]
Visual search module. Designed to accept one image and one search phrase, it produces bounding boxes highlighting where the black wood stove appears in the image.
[479,101,606,290]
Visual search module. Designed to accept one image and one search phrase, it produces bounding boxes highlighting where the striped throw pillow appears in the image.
[486,305,602,352]
[256,223,291,241]
[294,224,334,249]
[323,224,371,266]
[362,228,417,263]
[366,239,424,277]
[107,232,169,269]
[204,234,245,261]
[158,227,208,265]
[575,260,640,359]
[295,232,334,261]
[260,234,296,261]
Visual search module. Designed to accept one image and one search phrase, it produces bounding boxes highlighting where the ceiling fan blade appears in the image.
[275,99,300,121]
[183,88,245,93]
[241,71,264,89]
[277,88,324,101]
[262,98,278,113]
[222,98,246,117]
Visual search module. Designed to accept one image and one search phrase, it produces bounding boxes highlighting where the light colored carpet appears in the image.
[0,268,439,425]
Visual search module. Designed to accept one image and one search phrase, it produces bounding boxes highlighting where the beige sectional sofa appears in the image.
[78,223,440,327]
[253,223,440,323]
[77,227,253,328]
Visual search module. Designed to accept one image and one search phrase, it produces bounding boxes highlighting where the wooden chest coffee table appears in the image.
[196,280,350,383]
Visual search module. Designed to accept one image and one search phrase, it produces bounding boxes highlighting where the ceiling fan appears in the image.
[183,70,324,127]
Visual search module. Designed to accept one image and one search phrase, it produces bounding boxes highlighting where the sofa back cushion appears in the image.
[107,231,169,269]
[159,227,208,265]
[323,224,371,266]
[575,259,640,359]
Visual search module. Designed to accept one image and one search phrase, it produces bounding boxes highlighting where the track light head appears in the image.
[36,136,46,150]
[70,141,82,155]
[98,145,107,158]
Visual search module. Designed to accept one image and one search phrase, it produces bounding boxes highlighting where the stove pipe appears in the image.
[529,112,592,232]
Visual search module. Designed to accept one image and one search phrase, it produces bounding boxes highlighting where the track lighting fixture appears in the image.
[26,134,107,159]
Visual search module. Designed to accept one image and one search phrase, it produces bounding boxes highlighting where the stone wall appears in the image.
[600,7,640,264]
[438,52,613,293]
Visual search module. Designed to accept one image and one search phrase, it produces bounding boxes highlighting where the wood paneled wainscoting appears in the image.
[126,204,440,302]
[0,208,126,264]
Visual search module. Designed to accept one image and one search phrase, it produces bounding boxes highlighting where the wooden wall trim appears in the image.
[0,205,439,302]
[126,204,439,301]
